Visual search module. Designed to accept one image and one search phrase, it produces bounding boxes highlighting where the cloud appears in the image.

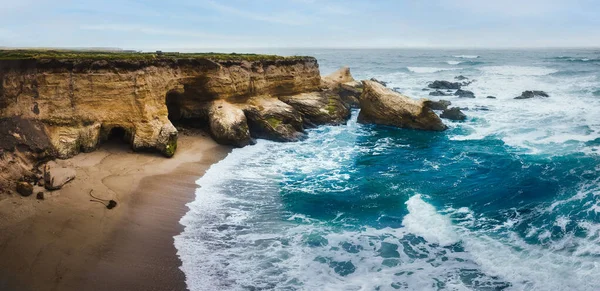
[199,0,317,25]
[439,0,569,17]
[80,24,245,40]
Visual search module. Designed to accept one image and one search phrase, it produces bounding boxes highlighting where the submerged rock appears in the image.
[486,96,497,99]
[428,80,462,90]
[440,107,467,121]
[429,90,450,97]
[454,89,475,98]
[426,100,452,111]
[515,90,550,99]
[370,78,388,87]
[16,181,33,196]
[357,80,447,131]
[455,75,469,80]
[44,161,76,190]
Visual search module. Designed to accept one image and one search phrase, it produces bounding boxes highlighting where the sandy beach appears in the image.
[0,129,230,291]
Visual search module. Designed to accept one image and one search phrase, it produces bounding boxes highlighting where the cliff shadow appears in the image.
[165,90,210,131]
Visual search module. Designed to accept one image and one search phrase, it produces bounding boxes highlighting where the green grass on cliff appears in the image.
[0,49,309,61]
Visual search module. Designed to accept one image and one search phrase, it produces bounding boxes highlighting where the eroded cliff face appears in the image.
[0,57,323,159]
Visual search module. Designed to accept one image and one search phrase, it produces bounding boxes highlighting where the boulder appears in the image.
[243,97,305,142]
[16,182,33,196]
[440,107,467,121]
[207,100,252,147]
[428,80,462,90]
[515,90,550,99]
[357,80,447,131]
[426,100,452,111]
[455,89,475,98]
[429,90,450,97]
[36,192,44,200]
[279,91,350,126]
[44,161,76,190]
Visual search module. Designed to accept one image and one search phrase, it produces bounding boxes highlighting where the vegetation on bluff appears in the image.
[0,49,308,61]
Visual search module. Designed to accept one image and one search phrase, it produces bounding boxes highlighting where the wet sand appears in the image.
[0,130,230,291]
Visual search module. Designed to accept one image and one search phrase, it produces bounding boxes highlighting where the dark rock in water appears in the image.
[36,192,44,200]
[429,90,450,96]
[440,107,467,121]
[422,88,430,91]
[486,96,497,99]
[392,87,402,93]
[428,80,462,90]
[461,80,474,86]
[16,182,33,196]
[426,99,452,110]
[473,105,490,111]
[515,90,550,99]
[454,89,475,98]
[370,78,388,87]
[455,75,469,80]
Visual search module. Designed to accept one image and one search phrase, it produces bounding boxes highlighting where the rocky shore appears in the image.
[0,50,451,291]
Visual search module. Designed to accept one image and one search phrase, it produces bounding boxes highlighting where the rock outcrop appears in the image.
[357,80,447,131]
[514,90,550,99]
[207,100,252,147]
[280,91,350,126]
[322,67,362,108]
[428,80,462,90]
[440,107,467,121]
[426,100,452,111]
[454,89,475,98]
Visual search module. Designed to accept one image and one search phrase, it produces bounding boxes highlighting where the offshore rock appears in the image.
[428,80,462,90]
[357,80,447,131]
[515,90,550,99]
[440,107,467,121]
[426,100,452,111]
[454,89,476,98]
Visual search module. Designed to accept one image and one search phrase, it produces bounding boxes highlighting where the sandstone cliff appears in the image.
[0,52,358,195]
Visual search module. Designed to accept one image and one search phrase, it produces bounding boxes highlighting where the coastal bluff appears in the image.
[0,51,358,195]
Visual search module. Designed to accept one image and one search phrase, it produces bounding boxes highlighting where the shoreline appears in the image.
[0,129,231,291]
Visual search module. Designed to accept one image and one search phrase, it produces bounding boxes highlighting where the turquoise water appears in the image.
[175,49,600,290]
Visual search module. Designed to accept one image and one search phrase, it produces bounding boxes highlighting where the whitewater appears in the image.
[175,49,600,290]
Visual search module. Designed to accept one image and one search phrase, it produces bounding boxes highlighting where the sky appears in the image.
[1,0,599,50]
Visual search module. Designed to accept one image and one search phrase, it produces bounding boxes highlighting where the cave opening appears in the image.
[165,91,208,130]
[106,127,127,143]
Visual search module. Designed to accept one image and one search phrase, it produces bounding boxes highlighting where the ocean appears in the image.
[174,49,600,290]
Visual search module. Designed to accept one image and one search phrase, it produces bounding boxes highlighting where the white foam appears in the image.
[480,65,558,76]
[407,67,457,73]
[447,60,462,65]
[454,55,479,59]
[402,194,458,246]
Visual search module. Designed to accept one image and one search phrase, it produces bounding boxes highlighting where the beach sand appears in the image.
[0,130,230,291]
